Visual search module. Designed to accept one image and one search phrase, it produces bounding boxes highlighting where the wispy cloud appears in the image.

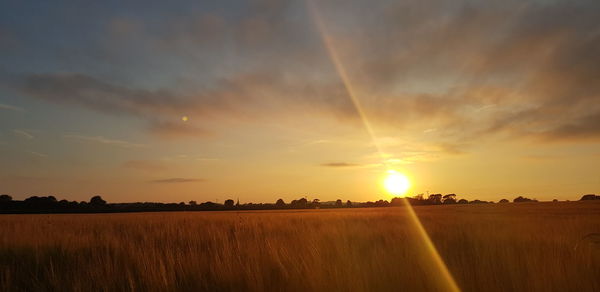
[28,151,48,158]
[320,162,360,168]
[0,103,24,112]
[149,178,205,183]
[149,121,212,138]
[64,134,146,148]
[123,160,167,172]
[13,129,33,139]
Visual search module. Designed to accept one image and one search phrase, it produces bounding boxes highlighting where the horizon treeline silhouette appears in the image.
[0,193,597,214]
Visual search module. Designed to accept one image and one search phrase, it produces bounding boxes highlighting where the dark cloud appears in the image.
[150,178,205,183]
[537,113,600,142]
[16,73,185,116]
[5,0,600,147]
[10,71,358,137]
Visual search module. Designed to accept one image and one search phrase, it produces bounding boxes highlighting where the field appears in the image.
[1,202,599,292]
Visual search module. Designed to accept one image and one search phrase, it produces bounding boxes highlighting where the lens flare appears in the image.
[306,1,461,291]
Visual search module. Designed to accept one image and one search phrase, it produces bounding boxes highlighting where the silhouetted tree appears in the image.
[442,194,457,204]
[428,194,442,204]
[291,198,308,208]
[346,200,352,207]
[311,199,320,208]
[0,194,12,202]
[335,199,343,207]
[224,199,235,208]
[499,199,509,203]
[513,196,536,203]
[580,194,600,201]
[389,197,401,206]
[457,199,469,204]
[189,200,197,206]
[90,195,106,206]
[275,199,286,208]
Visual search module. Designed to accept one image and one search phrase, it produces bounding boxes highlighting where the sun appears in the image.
[384,170,411,196]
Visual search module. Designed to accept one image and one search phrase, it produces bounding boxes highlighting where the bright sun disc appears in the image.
[384,170,411,196]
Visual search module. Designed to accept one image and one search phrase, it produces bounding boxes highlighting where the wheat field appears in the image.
[1,202,599,292]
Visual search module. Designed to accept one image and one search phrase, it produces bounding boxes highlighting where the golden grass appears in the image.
[1,202,599,291]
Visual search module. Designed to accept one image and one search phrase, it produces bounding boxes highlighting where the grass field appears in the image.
[1,202,599,291]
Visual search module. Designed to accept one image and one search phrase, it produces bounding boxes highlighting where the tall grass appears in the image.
[1,202,599,291]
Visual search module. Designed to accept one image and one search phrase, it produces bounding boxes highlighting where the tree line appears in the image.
[0,193,596,214]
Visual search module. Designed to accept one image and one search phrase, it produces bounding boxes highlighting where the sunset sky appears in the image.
[1,0,599,203]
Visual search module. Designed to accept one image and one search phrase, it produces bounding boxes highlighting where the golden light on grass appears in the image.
[384,170,411,196]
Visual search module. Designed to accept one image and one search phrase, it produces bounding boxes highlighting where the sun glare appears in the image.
[384,170,411,196]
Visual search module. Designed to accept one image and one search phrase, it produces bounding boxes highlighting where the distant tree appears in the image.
[0,194,12,202]
[346,200,352,207]
[428,194,443,204]
[291,198,308,208]
[513,196,535,203]
[311,199,321,208]
[457,199,469,204]
[224,199,235,208]
[390,197,402,206]
[275,199,286,208]
[335,199,343,207]
[199,201,219,209]
[552,199,559,202]
[499,199,509,203]
[442,194,457,204]
[189,200,197,206]
[580,194,600,201]
[90,195,107,206]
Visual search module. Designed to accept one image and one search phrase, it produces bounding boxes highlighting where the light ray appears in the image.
[306,2,461,291]
[307,1,385,162]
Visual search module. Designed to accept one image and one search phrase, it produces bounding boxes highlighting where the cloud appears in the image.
[320,162,360,168]
[122,160,166,172]
[64,134,146,148]
[149,178,205,183]
[0,103,24,112]
[12,129,33,139]
[149,121,212,138]
[536,113,600,142]
[16,73,184,116]
[28,151,47,158]
[10,71,357,135]
[5,0,600,149]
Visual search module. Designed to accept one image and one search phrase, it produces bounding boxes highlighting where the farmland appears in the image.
[1,202,599,292]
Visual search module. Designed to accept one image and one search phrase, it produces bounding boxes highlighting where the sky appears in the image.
[1,0,599,203]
